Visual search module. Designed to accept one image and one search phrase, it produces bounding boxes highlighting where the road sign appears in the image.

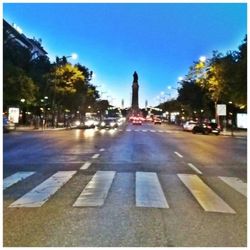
[217,104,226,116]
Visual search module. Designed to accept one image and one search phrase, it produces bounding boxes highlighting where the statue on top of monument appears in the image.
[133,71,138,82]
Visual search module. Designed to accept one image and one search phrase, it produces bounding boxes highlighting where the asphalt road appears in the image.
[3,122,247,247]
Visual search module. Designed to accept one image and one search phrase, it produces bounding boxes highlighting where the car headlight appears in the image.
[110,122,115,127]
[75,120,81,126]
[101,122,105,126]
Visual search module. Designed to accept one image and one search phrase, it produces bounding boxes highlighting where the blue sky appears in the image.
[3,3,247,108]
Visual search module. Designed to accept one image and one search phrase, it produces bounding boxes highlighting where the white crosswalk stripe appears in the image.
[5,170,246,213]
[124,129,182,133]
[219,176,247,197]
[136,172,169,208]
[3,172,35,190]
[9,171,76,207]
[73,171,116,207]
[80,161,92,170]
[178,174,236,214]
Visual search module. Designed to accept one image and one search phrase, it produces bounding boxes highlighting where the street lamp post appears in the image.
[20,98,26,125]
[228,101,234,136]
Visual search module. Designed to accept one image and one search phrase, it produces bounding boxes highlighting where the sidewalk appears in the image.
[14,126,67,132]
[220,129,247,137]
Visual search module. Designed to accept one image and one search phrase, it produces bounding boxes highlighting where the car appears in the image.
[192,122,220,135]
[84,118,96,129]
[132,117,142,125]
[145,116,153,122]
[183,120,197,131]
[99,118,118,129]
[154,117,162,124]
[3,117,15,133]
[69,119,84,129]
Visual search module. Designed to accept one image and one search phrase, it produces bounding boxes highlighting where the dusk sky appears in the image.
[3,3,247,108]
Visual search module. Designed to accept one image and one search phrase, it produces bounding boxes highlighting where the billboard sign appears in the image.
[8,107,20,123]
[237,113,247,129]
[217,104,226,116]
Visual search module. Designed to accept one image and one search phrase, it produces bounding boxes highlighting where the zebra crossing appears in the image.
[3,170,246,213]
[120,129,181,134]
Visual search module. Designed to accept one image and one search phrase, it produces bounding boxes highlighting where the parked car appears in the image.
[183,120,197,131]
[99,118,118,129]
[3,117,15,133]
[154,117,162,124]
[192,122,220,135]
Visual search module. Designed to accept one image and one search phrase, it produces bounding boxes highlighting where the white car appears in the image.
[183,120,197,131]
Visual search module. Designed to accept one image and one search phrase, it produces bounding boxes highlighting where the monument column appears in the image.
[131,71,139,114]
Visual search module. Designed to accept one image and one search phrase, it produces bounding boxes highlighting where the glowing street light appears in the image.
[199,56,206,62]
[57,53,78,62]
[70,53,78,60]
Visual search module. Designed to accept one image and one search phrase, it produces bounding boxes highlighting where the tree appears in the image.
[28,55,52,98]
[46,63,84,125]
[3,62,38,109]
[177,80,214,118]
[75,64,100,114]
[47,63,84,102]
[232,36,247,108]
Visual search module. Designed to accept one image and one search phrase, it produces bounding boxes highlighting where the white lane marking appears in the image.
[142,129,147,132]
[174,151,183,158]
[134,129,140,132]
[165,131,170,133]
[80,161,92,170]
[126,129,131,132]
[150,130,156,133]
[187,163,202,175]
[219,176,247,197]
[99,148,105,152]
[136,172,169,208]
[178,174,236,214]
[158,130,164,133]
[73,171,116,207]
[3,172,35,190]
[92,153,100,159]
[9,171,76,207]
